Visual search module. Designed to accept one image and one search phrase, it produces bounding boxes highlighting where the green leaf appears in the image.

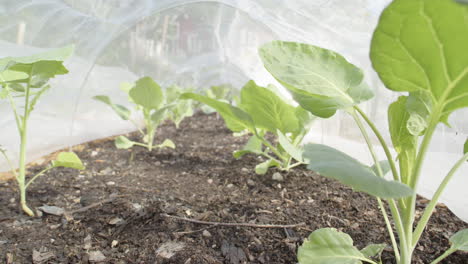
[233,136,263,159]
[51,152,85,170]
[240,80,299,134]
[370,0,468,124]
[0,46,73,87]
[298,228,366,264]
[0,87,8,99]
[129,77,163,110]
[115,136,135,149]
[360,244,386,258]
[277,130,304,163]
[93,95,131,120]
[304,144,414,199]
[0,70,28,83]
[296,106,316,132]
[388,96,418,184]
[28,84,51,114]
[181,93,255,133]
[449,229,468,251]
[120,82,133,94]
[158,139,175,149]
[150,104,175,125]
[255,159,280,175]
[259,41,374,118]
[370,160,391,177]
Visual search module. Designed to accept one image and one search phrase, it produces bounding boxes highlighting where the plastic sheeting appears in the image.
[0,0,467,221]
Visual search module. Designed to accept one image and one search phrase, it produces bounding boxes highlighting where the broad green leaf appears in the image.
[158,139,175,149]
[129,77,163,110]
[233,136,263,159]
[240,80,299,133]
[255,159,280,175]
[370,160,391,177]
[0,46,73,86]
[259,41,374,118]
[93,95,131,120]
[370,0,468,124]
[304,144,414,199]
[51,152,85,170]
[0,45,74,72]
[360,244,386,258]
[388,96,417,184]
[277,130,304,163]
[181,93,255,133]
[115,136,135,149]
[0,70,28,83]
[298,228,366,264]
[449,229,468,251]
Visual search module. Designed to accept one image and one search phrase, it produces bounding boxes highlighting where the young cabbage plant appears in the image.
[164,85,195,128]
[199,84,238,114]
[0,46,85,216]
[260,1,468,263]
[182,80,314,174]
[93,77,175,151]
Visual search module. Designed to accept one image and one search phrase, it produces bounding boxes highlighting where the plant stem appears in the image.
[429,248,456,264]
[350,109,404,263]
[18,74,34,216]
[286,161,304,170]
[412,152,468,247]
[354,106,400,182]
[258,136,287,161]
[25,167,53,189]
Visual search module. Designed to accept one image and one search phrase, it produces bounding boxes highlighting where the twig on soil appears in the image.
[162,213,306,229]
[66,194,124,215]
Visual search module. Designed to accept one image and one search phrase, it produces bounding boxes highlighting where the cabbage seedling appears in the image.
[0,46,85,216]
[164,85,195,128]
[182,80,314,174]
[94,77,175,151]
[260,0,468,263]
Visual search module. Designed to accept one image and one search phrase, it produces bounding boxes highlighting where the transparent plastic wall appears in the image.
[0,0,467,221]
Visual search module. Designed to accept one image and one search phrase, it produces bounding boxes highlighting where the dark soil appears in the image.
[0,113,467,264]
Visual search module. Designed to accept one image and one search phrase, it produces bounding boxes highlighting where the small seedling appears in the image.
[182,80,314,174]
[164,85,195,128]
[94,77,175,151]
[199,84,238,114]
[0,46,85,216]
[260,0,468,262]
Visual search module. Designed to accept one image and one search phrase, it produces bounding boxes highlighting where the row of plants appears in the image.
[1,0,467,263]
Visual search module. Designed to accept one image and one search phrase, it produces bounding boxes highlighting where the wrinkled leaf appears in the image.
[304,144,413,199]
[93,95,131,120]
[240,80,299,133]
[277,130,304,163]
[181,93,255,133]
[51,152,84,170]
[449,229,468,251]
[260,41,374,118]
[158,139,175,149]
[233,136,263,159]
[371,0,468,124]
[360,244,386,258]
[370,160,391,177]
[129,77,163,110]
[115,136,135,149]
[255,159,280,175]
[298,228,365,264]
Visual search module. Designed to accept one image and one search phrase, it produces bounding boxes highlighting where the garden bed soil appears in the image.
[0,113,467,263]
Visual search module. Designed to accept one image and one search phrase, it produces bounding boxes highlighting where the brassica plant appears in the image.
[182,80,314,174]
[164,84,195,128]
[199,84,237,114]
[94,77,175,151]
[259,0,468,263]
[0,46,85,216]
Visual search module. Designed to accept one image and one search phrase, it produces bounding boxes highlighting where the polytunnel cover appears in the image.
[0,0,467,222]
